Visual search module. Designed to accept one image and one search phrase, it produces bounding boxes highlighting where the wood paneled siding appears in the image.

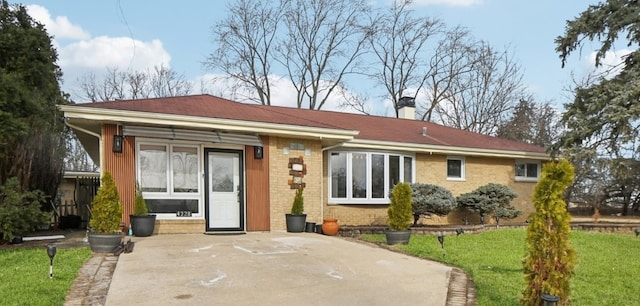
[245,136,270,231]
[102,124,136,227]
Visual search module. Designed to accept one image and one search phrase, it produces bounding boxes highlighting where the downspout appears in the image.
[320,142,346,221]
[65,121,103,172]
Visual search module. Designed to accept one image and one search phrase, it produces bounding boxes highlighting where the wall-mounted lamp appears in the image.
[283,147,290,155]
[113,135,124,153]
[254,146,264,159]
[304,148,312,156]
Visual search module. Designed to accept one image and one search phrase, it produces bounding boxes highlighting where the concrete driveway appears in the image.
[105,232,452,306]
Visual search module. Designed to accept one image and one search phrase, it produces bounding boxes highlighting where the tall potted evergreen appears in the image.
[88,172,123,253]
[385,182,413,245]
[129,182,156,237]
[285,187,306,232]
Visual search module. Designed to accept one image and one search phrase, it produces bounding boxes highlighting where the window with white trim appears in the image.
[446,156,465,180]
[329,151,414,204]
[137,142,201,215]
[515,160,540,181]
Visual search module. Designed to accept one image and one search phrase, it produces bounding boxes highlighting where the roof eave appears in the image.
[60,105,359,141]
[342,139,551,160]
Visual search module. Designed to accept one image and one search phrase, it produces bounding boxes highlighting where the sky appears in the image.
[20,0,628,115]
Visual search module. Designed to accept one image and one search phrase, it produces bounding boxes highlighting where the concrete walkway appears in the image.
[101,232,453,306]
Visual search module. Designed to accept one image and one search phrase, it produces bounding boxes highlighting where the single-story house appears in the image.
[60,94,549,234]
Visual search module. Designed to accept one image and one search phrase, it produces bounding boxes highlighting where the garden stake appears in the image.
[47,244,57,279]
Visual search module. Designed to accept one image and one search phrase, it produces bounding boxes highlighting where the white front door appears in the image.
[205,149,244,231]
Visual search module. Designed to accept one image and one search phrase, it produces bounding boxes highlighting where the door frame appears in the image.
[204,148,245,232]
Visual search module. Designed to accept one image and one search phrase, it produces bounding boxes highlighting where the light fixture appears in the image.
[304,148,311,156]
[455,228,464,236]
[254,146,263,159]
[47,244,57,279]
[283,147,290,155]
[113,135,124,153]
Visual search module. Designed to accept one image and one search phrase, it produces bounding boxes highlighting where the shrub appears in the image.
[133,182,148,216]
[522,160,576,305]
[291,187,304,215]
[387,182,413,231]
[0,177,48,241]
[410,183,456,225]
[89,172,122,233]
[457,183,519,225]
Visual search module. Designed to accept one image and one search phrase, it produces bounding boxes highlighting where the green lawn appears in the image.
[0,247,93,306]
[361,228,640,306]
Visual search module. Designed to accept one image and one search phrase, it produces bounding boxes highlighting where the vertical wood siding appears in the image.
[245,136,270,231]
[102,124,136,227]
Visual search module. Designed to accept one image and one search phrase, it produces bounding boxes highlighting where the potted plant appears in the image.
[129,182,156,237]
[285,187,307,232]
[88,172,123,253]
[385,182,413,245]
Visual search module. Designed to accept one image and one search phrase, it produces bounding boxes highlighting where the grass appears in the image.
[361,228,640,306]
[0,247,93,306]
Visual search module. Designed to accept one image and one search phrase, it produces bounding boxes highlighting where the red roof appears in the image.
[72,94,546,154]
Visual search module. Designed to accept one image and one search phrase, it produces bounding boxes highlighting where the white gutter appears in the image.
[60,105,358,141]
[343,139,551,160]
[65,121,103,170]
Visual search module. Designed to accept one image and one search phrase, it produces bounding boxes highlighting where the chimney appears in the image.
[397,96,415,120]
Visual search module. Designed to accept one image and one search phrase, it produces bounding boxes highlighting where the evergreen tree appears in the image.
[0,0,68,200]
[522,160,576,305]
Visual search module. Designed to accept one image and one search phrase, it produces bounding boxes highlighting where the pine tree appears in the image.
[522,160,576,305]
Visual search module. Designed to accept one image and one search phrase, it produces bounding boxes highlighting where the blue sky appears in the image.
[22,0,620,113]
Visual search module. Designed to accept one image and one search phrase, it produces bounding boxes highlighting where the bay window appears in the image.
[329,151,414,204]
[137,142,201,215]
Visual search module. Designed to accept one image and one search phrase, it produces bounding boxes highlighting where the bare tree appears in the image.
[367,0,444,118]
[205,0,283,105]
[279,0,371,110]
[419,26,476,122]
[77,64,192,102]
[435,42,525,135]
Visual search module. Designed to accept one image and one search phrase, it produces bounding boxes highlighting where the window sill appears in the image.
[515,177,539,182]
[446,177,466,182]
[328,199,390,205]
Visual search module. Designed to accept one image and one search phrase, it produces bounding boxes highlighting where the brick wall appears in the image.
[154,219,205,234]
[269,137,323,230]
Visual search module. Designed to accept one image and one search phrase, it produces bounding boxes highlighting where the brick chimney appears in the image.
[397,96,415,120]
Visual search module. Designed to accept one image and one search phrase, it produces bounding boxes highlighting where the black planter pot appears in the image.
[385,230,411,245]
[305,222,316,233]
[285,214,307,232]
[130,215,157,237]
[88,233,122,253]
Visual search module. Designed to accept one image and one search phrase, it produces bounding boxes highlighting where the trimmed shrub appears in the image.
[0,177,48,241]
[291,187,304,215]
[133,182,148,216]
[387,182,413,231]
[89,172,122,233]
[457,183,519,225]
[410,183,457,225]
[522,160,576,305]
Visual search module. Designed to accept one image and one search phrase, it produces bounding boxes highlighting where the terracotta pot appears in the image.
[322,218,339,236]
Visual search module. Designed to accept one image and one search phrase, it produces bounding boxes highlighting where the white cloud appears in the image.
[584,49,633,78]
[26,5,90,40]
[411,0,483,6]
[59,36,171,71]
